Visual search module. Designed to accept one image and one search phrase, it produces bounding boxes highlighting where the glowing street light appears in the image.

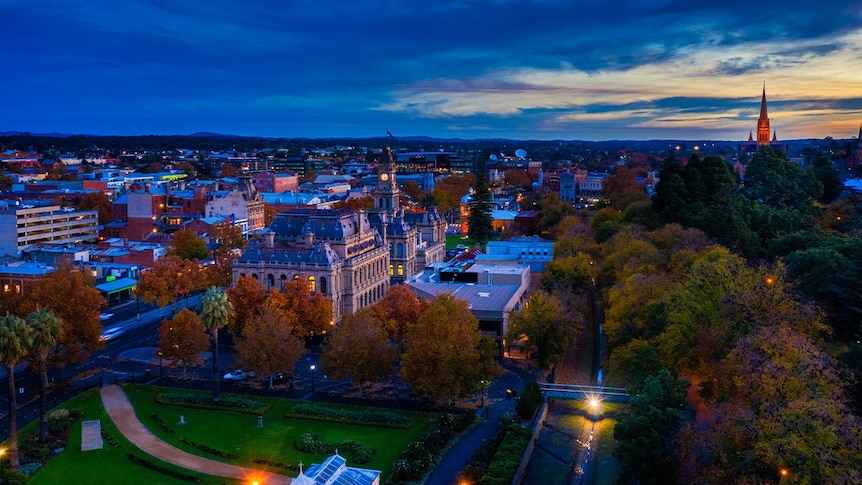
[310,364,316,392]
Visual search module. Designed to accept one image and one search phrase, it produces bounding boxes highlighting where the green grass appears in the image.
[445,233,476,249]
[124,385,431,481]
[27,388,236,485]
[28,385,433,484]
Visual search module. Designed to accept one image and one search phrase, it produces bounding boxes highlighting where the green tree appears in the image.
[158,309,209,380]
[26,308,63,442]
[401,294,501,404]
[320,308,398,394]
[811,153,842,204]
[234,304,305,389]
[614,369,692,485]
[505,292,579,369]
[0,314,31,470]
[467,163,494,245]
[199,286,234,402]
[169,228,210,261]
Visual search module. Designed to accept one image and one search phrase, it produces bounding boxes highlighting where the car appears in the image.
[223,369,255,381]
[99,326,125,342]
[99,313,114,321]
[269,371,294,387]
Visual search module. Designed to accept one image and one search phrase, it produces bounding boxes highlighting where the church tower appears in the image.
[374,146,399,212]
[757,84,771,147]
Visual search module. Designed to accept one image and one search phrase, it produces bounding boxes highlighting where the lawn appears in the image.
[28,385,433,484]
[28,388,236,485]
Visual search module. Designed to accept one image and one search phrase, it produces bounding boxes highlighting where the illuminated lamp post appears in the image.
[310,364,316,393]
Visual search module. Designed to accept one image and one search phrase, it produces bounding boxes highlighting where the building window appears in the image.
[308,276,316,292]
[280,274,287,289]
[320,277,327,294]
[267,274,274,290]
[397,264,403,276]
[389,264,394,276]
[397,243,404,257]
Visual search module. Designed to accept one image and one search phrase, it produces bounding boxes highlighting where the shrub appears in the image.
[149,414,175,434]
[18,462,42,477]
[179,437,239,460]
[253,458,298,472]
[126,453,201,483]
[514,381,542,421]
[101,428,122,448]
[293,433,376,464]
[285,403,410,428]
[47,409,75,434]
[155,392,272,415]
[479,424,531,485]
[390,412,474,483]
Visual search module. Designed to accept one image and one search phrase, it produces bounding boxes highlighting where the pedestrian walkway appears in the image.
[99,385,292,485]
[425,359,534,485]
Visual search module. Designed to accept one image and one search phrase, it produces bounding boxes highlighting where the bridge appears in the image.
[538,383,630,403]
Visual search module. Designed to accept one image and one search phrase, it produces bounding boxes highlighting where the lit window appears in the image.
[389,264,394,276]
[397,264,403,276]
[308,276,316,292]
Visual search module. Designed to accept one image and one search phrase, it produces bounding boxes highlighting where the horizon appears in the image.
[2,1,861,141]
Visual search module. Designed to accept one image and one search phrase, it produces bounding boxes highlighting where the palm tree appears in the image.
[199,287,233,402]
[0,314,32,470]
[27,308,64,442]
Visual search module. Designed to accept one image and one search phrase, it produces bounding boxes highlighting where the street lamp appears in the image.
[588,397,600,422]
[310,365,316,392]
[157,351,163,380]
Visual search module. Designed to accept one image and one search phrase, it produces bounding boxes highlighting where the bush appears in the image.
[155,392,272,415]
[47,409,75,434]
[479,424,531,485]
[514,381,542,421]
[285,403,410,428]
[293,433,376,464]
[390,412,474,483]
[18,462,42,477]
[149,414,175,434]
[126,453,201,483]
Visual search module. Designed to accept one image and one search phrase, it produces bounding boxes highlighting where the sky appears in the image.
[2,0,862,141]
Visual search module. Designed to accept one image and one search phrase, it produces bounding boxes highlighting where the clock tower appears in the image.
[374,146,399,211]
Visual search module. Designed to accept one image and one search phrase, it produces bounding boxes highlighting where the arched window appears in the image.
[293,274,300,280]
[397,264,403,276]
[267,274,274,290]
[252,274,258,280]
[280,274,287,289]
[308,275,316,292]
[320,276,328,294]
[389,264,394,276]
[396,243,404,257]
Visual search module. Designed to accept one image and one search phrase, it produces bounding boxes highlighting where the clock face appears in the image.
[380,173,389,181]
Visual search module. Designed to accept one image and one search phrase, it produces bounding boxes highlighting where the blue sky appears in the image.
[2,0,861,141]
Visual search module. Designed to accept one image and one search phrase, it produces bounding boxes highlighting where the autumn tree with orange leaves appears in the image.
[135,255,201,312]
[158,309,209,380]
[370,284,429,347]
[267,280,332,337]
[235,304,305,389]
[320,308,398,394]
[225,275,267,335]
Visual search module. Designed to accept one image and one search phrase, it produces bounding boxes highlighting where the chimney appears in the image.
[264,230,275,248]
[305,231,314,249]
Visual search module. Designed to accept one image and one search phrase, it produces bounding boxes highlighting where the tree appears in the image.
[402,180,423,202]
[505,292,579,369]
[135,255,200,312]
[432,173,474,214]
[320,308,397,394]
[220,162,238,178]
[401,294,501,403]
[467,164,494,245]
[603,166,648,211]
[199,286,234,402]
[811,153,842,204]
[26,308,63,442]
[22,259,105,365]
[169,228,210,261]
[369,284,429,347]
[0,314,31,470]
[267,280,332,337]
[614,369,692,485]
[234,304,305,389]
[77,191,113,225]
[158,309,209,380]
[225,274,267,335]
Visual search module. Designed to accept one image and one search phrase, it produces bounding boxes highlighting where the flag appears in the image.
[386,128,394,139]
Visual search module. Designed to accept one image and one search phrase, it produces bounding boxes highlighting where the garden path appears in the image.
[100,385,292,484]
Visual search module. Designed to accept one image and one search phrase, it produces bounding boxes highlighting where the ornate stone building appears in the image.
[231,147,447,321]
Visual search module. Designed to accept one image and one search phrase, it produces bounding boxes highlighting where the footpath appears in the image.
[100,385,292,485]
[425,359,535,485]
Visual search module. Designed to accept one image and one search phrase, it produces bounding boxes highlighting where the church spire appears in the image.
[756,83,771,147]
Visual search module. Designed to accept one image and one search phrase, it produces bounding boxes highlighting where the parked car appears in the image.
[223,369,255,381]
[269,371,294,387]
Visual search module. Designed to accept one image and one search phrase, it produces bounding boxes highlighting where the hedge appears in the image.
[155,392,273,415]
[284,403,410,428]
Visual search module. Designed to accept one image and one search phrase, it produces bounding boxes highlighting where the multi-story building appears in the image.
[0,204,98,257]
[205,177,265,235]
[232,147,448,321]
[232,208,390,323]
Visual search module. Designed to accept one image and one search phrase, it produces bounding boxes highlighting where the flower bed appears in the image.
[294,433,376,464]
[284,403,410,428]
[155,392,273,415]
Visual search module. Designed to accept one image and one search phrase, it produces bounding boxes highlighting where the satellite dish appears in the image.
[515,148,527,158]
[489,154,498,161]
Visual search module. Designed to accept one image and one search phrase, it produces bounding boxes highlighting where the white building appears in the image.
[0,204,98,257]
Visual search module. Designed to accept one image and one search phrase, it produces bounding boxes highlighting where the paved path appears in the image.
[100,385,292,485]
